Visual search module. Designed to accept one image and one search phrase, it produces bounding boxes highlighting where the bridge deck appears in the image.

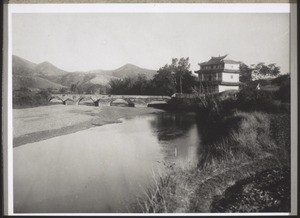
[52,94,170,99]
[50,94,171,106]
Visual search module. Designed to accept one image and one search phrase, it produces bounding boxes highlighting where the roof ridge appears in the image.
[211,54,228,59]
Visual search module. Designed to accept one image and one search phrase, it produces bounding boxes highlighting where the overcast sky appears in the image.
[12,13,289,73]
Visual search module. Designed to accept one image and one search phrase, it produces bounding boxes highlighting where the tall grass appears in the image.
[198,111,275,169]
[136,169,177,213]
[136,87,290,213]
[136,110,279,213]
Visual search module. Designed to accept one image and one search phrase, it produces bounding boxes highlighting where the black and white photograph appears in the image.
[2,1,298,216]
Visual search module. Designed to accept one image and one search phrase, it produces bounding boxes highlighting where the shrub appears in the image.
[276,81,290,103]
[198,111,275,169]
[211,167,290,212]
[13,88,51,108]
[236,86,288,113]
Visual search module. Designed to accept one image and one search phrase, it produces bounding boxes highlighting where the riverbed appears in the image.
[13,106,202,213]
[13,105,163,147]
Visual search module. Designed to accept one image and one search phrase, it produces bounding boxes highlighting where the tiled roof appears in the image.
[199,55,227,65]
[199,55,241,66]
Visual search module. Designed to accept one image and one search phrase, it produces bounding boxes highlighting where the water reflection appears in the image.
[14,112,202,213]
[148,112,201,167]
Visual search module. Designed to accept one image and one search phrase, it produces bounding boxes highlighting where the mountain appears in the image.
[12,55,68,90]
[35,61,69,76]
[90,64,157,80]
[12,55,38,76]
[12,55,158,90]
[13,75,66,90]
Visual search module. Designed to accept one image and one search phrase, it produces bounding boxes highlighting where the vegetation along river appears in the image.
[13,112,202,213]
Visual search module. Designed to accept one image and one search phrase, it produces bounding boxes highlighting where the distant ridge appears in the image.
[12,55,157,90]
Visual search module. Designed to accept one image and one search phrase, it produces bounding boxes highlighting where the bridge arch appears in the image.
[110,98,135,107]
[131,98,147,107]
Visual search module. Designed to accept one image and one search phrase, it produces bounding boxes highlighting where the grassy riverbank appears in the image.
[13,104,163,147]
[136,111,290,213]
[136,77,291,213]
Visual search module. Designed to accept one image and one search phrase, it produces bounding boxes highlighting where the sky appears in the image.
[12,13,290,73]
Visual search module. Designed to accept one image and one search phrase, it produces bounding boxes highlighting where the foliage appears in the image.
[273,74,290,103]
[276,82,290,103]
[59,87,68,94]
[198,111,275,168]
[251,62,280,80]
[13,87,52,108]
[239,63,252,83]
[153,57,197,95]
[211,167,290,212]
[236,86,289,113]
[151,69,176,96]
[70,82,84,94]
[109,74,154,95]
[108,57,197,96]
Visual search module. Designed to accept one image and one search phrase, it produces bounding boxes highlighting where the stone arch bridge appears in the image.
[49,94,171,107]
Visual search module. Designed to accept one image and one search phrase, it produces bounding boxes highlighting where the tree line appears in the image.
[109,57,198,96]
[13,58,284,108]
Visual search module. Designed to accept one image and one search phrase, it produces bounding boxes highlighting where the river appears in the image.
[13,112,202,213]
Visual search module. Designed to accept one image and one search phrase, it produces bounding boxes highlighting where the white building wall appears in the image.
[224,63,239,70]
[219,85,239,92]
[222,73,240,82]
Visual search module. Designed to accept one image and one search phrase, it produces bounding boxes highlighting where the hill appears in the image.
[35,61,69,76]
[12,55,38,76]
[13,75,66,90]
[12,55,157,90]
[101,64,156,80]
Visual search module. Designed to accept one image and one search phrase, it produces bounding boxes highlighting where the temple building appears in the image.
[195,55,241,93]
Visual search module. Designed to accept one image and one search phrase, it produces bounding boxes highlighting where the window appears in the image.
[209,75,212,81]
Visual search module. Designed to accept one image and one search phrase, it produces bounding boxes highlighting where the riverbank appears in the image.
[137,111,290,213]
[13,104,163,147]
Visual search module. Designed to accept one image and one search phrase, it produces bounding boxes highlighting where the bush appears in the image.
[236,86,288,113]
[198,111,275,168]
[197,93,237,125]
[211,167,290,212]
[276,81,290,103]
[13,88,51,108]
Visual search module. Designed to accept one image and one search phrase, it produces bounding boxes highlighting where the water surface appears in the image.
[14,112,201,213]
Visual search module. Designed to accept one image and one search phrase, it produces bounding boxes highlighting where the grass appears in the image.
[134,77,291,213]
[210,166,290,212]
[198,111,276,168]
[135,110,290,213]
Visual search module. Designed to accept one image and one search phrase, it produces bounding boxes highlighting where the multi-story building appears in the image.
[195,55,241,93]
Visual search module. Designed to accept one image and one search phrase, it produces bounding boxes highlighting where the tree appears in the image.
[109,78,125,94]
[59,87,68,94]
[153,57,197,95]
[130,74,150,95]
[70,83,78,93]
[239,63,252,83]
[70,82,84,94]
[251,62,281,80]
[152,68,176,96]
